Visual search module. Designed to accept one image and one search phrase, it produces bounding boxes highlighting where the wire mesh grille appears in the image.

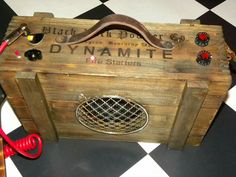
[76,96,148,134]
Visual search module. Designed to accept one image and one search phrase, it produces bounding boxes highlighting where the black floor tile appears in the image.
[195,0,226,9]
[197,11,236,52]
[230,71,236,86]
[0,0,17,40]
[7,126,28,140]
[150,104,236,177]
[12,137,147,177]
[99,0,110,3]
[0,86,5,103]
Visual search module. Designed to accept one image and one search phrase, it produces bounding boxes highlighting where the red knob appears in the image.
[195,32,210,47]
[196,50,212,66]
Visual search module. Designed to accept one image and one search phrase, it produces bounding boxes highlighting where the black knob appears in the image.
[196,50,212,66]
[27,33,44,45]
[24,49,42,61]
[195,32,210,47]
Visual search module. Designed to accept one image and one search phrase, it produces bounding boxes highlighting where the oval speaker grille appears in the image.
[76,96,148,134]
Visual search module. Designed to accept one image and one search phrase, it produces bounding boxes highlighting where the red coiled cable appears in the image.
[0,30,43,159]
[0,128,43,159]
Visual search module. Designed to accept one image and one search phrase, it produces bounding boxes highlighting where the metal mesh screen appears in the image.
[76,96,148,134]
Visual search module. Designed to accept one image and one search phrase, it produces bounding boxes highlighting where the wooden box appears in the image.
[0,13,231,149]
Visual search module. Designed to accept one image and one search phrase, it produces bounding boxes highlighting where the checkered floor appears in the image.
[1,0,236,176]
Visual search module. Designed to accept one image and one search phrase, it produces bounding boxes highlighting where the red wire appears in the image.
[0,128,43,159]
[0,41,8,54]
[0,38,43,159]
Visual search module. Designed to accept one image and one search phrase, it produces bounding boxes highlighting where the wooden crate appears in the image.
[0,13,231,149]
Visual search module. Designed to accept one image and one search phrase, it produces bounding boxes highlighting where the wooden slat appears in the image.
[55,122,170,143]
[0,72,22,97]
[0,72,38,130]
[6,97,32,120]
[15,72,58,141]
[186,108,219,146]
[180,19,201,24]
[186,80,230,145]
[39,73,187,106]
[168,81,208,149]
[20,120,39,133]
[0,138,6,177]
[50,101,177,125]
[0,15,230,83]
[202,95,226,109]
[33,12,54,18]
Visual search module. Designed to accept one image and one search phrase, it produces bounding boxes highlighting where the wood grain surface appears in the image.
[0,138,6,177]
[0,14,231,148]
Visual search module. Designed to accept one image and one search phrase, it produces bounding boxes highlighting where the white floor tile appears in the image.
[225,85,236,111]
[212,0,236,27]
[105,0,208,23]
[138,142,160,154]
[5,158,22,177]
[1,100,21,134]
[4,0,102,18]
[120,155,169,177]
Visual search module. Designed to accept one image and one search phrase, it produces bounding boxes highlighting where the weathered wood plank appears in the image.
[180,19,200,24]
[20,120,39,133]
[0,138,6,177]
[55,122,169,143]
[0,61,230,84]
[33,12,54,18]
[6,97,32,120]
[168,81,208,149]
[207,81,231,95]
[0,16,230,83]
[50,100,178,116]
[15,72,58,141]
[38,73,187,106]
[202,95,226,109]
[0,72,22,97]
[52,108,176,127]
[186,80,230,145]
[186,108,218,145]
[0,72,38,130]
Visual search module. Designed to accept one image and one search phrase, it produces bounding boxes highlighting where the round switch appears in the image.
[195,32,210,47]
[196,50,212,66]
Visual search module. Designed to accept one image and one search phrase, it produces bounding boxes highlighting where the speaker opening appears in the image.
[76,96,148,134]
